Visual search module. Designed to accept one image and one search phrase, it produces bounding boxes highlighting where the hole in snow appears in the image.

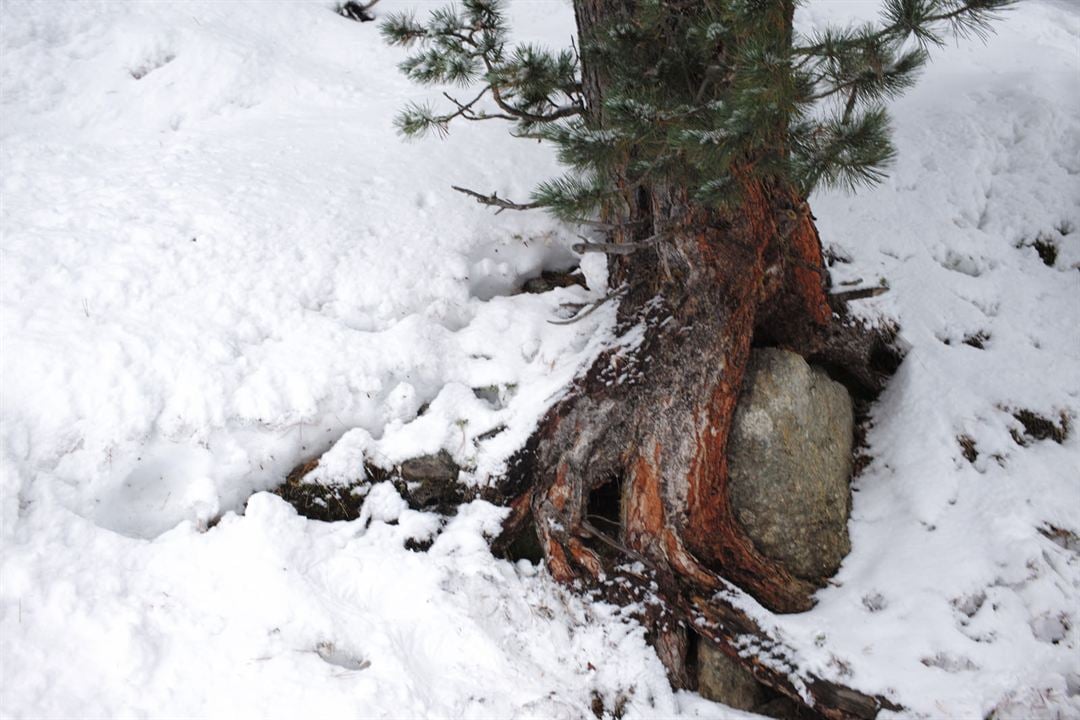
[465,236,578,302]
[1017,231,1061,268]
[862,592,888,612]
[938,250,985,277]
[952,591,987,619]
[518,268,587,295]
[1030,612,1071,645]
[315,641,371,671]
[920,653,979,673]
[130,53,175,80]
[85,442,218,538]
[961,330,990,349]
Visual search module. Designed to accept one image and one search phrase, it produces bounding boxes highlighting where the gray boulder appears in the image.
[698,349,854,709]
[728,348,854,581]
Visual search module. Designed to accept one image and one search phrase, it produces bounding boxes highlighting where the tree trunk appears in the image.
[503,1,899,717]
[532,178,831,609]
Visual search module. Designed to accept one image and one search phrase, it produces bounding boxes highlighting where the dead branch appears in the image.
[828,285,889,304]
[572,230,667,255]
[450,185,543,214]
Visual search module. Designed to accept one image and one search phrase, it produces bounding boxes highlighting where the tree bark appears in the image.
[507,172,897,718]
[504,1,899,717]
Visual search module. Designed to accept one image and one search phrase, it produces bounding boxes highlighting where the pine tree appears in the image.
[383,0,1009,215]
[384,2,1011,717]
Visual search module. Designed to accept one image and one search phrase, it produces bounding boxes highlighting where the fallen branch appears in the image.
[571,230,667,255]
[828,285,889,306]
[450,185,543,214]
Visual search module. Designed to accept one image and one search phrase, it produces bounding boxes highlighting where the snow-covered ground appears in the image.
[1,1,1077,718]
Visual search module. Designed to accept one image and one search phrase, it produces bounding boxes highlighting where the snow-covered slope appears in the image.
[0,2,710,717]
[1,0,1077,718]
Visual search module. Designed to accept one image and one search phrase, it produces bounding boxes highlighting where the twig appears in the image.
[548,287,625,326]
[488,84,584,125]
[578,520,649,566]
[441,89,518,123]
[450,185,543,214]
[841,85,859,125]
[828,285,888,303]
[573,218,648,229]
[793,4,984,56]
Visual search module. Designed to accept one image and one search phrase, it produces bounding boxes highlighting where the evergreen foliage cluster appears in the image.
[382,0,1012,221]
[380,0,583,137]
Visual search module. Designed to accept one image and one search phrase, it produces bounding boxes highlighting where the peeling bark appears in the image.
[494,1,904,716]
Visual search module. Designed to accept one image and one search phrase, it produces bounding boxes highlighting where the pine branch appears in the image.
[441,89,517,123]
[385,2,583,137]
[389,0,1012,224]
[794,0,1016,56]
[489,85,584,125]
[450,185,543,213]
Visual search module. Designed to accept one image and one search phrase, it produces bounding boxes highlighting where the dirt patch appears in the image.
[957,435,979,464]
[272,458,371,522]
[1009,409,1070,446]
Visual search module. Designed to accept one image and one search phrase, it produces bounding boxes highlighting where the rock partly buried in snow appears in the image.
[275,450,463,521]
[398,451,463,511]
[697,349,854,710]
[274,458,369,522]
[696,640,764,712]
[518,268,586,294]
[728,348,854,582]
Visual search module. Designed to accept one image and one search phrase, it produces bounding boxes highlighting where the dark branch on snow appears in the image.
[450,185,543,214]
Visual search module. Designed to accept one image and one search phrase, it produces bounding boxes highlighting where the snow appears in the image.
[788,3,1080,716]
[1,0,1078,718]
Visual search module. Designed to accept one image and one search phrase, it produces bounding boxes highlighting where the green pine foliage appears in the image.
[380,0,582,138]
[383,0,1012,221]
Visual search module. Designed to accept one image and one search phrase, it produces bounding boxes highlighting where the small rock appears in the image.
[753,697,801,719]
[400,450,458,484]
[399,451,462,511]
[697,640,764,710]
[519,269,586,294]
